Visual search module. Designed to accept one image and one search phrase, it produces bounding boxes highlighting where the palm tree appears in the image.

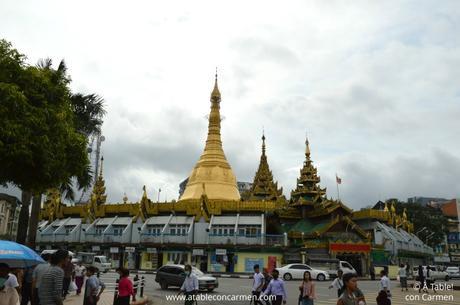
[25,59,106,247]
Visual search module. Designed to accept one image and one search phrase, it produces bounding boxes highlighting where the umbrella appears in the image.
[0,240,45,268]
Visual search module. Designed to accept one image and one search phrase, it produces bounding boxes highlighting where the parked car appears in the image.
[445,267,460,279]
[413,266,449,282]
[306,258,357,278]
[155,264,219,292]
[277,263,330,281]
[40,249,75,257]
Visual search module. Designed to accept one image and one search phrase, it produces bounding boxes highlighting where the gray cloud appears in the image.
[1,0,459,208]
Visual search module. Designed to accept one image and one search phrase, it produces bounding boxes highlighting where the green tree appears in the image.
[0,39,105,245]
[389,199,447,248]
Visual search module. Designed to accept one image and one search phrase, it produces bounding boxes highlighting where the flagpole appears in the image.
[336,173,340,202]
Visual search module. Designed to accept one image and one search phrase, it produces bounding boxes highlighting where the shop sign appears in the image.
[146,248,157,253]
[125,247,135,253]
[330,243,371,253]
[216,249,226,255]
[92,246,100,251]
[110,247,119,253]
[244,258,264,272]
[192,249,204,256]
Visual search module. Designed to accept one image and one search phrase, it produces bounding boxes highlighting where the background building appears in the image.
[0,193,21,240]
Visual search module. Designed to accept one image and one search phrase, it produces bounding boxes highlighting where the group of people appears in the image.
[0,250,105,305]
[249,265,367,305]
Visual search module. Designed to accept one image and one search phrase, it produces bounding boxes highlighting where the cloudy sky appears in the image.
[1,0,459,208]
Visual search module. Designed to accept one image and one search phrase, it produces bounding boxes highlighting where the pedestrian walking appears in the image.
[397,264,408,292]
[261,269,286,305]
[38,249,69,305]
[0,269,20,305]
[74,262,86,296]
[179,264,198,305]
[378,270,391,305]
[32,253,51,305]
[417,265,428,293]
[336,273,366,305]
[21,267,34,305]
[329,270,345,298]
[115,268,135,305]
[405,262,410,279]
[299,271,315,305]
[252,264,264,305]
[261,268,272,293]
[425,267,436,293]
[84,267,105,305]
[0,264,19,294]
[62,256,74,299]
[369,265,375,281]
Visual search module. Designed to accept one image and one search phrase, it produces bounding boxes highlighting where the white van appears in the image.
[306,258,357,278]
[77,252,111,272]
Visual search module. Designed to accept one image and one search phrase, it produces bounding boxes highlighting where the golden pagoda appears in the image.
[244,133,284,201]
[180,74,240,201]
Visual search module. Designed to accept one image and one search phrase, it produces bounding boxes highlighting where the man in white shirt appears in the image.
[329,269,344,297]
[252,264,264,305]
[0,264,19,292]
[180,265,198,305]
[379,269,391,303]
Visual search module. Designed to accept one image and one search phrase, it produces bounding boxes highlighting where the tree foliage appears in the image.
[0,39,90,194]
[391,199,448,248]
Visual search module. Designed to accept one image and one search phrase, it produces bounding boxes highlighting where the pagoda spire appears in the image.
[180,73,240,201]
[99,156,104,177]
[290,137,326,206]
[305,134,311,159]
[262,128,266,156]
[245,133,283,201]
[90,156,107,206]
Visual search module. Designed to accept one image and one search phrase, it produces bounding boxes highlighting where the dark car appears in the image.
[155,264,219,292]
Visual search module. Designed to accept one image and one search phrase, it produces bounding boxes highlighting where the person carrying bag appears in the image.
[298,271,316,305]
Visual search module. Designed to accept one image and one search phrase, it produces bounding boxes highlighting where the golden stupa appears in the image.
[180,74,240,201]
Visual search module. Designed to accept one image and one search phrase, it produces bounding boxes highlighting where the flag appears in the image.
[336,174,342,184]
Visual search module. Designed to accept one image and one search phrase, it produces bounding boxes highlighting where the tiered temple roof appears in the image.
[290,137,326,207]
[244,133,284,201]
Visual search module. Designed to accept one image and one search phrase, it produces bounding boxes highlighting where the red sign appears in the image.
[330,243,371,253]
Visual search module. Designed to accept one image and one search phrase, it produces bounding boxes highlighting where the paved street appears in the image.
[86,272,460,305]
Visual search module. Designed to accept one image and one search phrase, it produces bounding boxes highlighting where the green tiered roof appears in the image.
[290,137,326,206]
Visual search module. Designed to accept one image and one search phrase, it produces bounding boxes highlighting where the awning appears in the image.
[212,216,237,225]
[146,216,171,225]
[238,216,262,225]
